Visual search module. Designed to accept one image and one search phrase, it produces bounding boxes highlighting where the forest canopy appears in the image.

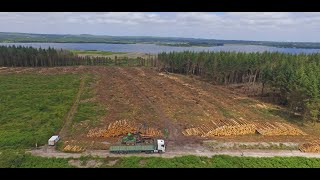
[157,51,320,124]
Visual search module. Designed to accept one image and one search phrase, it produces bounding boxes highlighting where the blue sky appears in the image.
[0,12,319,42]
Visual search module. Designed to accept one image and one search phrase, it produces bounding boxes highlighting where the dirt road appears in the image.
[59,75,86,138]
[29,144,320,159]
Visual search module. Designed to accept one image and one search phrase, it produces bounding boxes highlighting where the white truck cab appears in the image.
[48,135,60,146]
[156,139,165,153]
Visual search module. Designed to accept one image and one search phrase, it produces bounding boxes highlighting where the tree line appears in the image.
[0,46,151,67]
[157,51,320,124]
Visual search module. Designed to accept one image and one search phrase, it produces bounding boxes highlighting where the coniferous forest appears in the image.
[157,51,320,124]
[0,46,149,67]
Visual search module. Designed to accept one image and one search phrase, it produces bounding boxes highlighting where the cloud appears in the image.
[0,12,319,42]
[62,12,171,25]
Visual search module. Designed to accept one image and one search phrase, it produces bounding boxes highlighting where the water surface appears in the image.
[1,43,320,54]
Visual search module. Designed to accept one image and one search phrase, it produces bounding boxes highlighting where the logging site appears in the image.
[1,62,320,153]
[2,12,320,168]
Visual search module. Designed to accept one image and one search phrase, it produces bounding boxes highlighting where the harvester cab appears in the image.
[121,132,137,145]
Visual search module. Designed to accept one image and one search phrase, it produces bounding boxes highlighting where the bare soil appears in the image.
[68,159,102,168]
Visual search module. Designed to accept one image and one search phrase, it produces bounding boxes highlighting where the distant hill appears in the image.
[1,32,320,49]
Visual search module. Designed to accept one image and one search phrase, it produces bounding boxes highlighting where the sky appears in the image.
[0,12,320,42]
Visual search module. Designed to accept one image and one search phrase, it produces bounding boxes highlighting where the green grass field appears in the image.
[0,74,80,149]
[2,152,320,168]
[106,155,320,168]
[72,74,105,133]
[0,150,74,168]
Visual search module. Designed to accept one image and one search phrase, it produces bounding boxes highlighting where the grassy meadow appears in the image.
[0,74,80,149]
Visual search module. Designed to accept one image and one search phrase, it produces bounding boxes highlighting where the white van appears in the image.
[48,135,60,146]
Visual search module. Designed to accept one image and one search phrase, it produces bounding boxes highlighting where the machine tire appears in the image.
[146,151,153,154]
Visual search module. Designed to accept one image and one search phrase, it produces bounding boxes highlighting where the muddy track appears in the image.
[59,75,86,138]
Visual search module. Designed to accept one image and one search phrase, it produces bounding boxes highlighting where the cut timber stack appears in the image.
[86,120,136,138]
[182,127,204,136]
[103,120,137,138]
[204,119,256,137]
[205,124,256,136]
[140,127,163,137]
[87,128,108,138]
[182,118,256,137]
[256,122,306,136]
[299,140,320,153]
[183,120,306,137]
[86,120,163,138]
[63,145,85,152]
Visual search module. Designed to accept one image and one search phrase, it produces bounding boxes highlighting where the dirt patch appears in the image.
[139,159,146,166]
[107,159,119,166]
[69,159,102,168]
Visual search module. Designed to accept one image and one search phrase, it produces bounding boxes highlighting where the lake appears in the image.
[1,43,320,54]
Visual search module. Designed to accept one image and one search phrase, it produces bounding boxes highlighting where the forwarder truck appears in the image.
[109,133,166,154]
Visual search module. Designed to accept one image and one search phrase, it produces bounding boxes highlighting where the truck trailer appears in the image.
[110,139,165,154]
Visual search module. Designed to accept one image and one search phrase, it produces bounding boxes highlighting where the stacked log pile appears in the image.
[182,118,256,137]
[87,128,107,138]
[182,127,204,136]
[102,120,137,137]
[182,119,305,137]
[140,127,163,137]
[255,122,306,136]
[87,120,137,138]
[299,140,320,153]
[63,145,85,152]
[87,120,162,138]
